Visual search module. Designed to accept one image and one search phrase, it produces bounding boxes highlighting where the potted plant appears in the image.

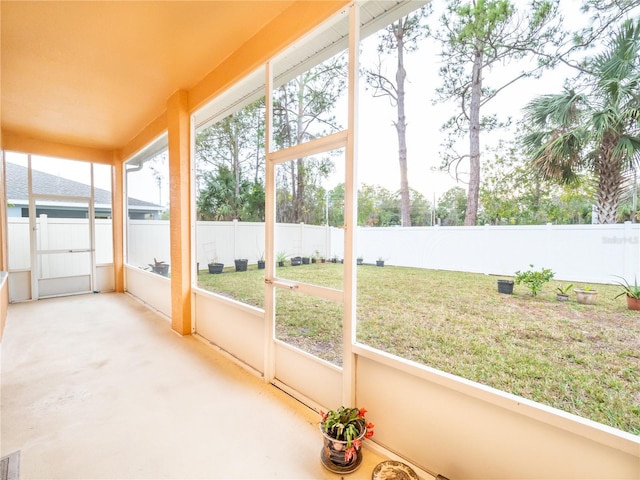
[208,258,224,274]
[514,264,554,297]
[290,256,302,266]
[357,256,363,266]
[256,249,265,270]
[376,257,384,267]
[149,258,169,277]
[556,284,573,301]
[319,406,374,474]
[276,251,287,267]
[575,286,598,305]
[234,258,248,272]
[613,276,640,310]
[302,255,310,265]
[497,279,514,294]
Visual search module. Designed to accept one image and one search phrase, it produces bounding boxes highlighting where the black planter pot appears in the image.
[291,256,302,266]
[208,263,224,274]
[497,279,514,294]
[150,264,169,276]
[234,259,248,272]
[302,257,310,265]
[376,260,384,267]
[257,260,265,269]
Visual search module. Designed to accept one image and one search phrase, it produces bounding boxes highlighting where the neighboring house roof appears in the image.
[6,162,162,210]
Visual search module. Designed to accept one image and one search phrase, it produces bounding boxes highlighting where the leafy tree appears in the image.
[522,19,640,224]
[364,6,430,226]
[434,0,561,226]
[409,189,433,226]
[357,184,378,226]
[197,166,243,220]
[436,186,467,226]
[357,184,401,226]
[242,181,266,222]
[273,52,347,223]
[617,168,640,222]
[534,0,640,73]
[479,149,595,224]
[328,183,345,227]
[196,100,265,199]
[275,153,335,225]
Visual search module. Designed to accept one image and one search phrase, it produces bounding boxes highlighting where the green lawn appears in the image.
[198,262,640,435]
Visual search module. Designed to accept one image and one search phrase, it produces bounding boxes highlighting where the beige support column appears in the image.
[167,90,192,335]
[0,151,8,271]
[112,156,125,292]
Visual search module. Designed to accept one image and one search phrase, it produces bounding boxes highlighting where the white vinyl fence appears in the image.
[357,222,640,284]
[127,220,334,271]
[8,218,640,284]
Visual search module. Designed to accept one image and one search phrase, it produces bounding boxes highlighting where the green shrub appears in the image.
[515,264,555,297]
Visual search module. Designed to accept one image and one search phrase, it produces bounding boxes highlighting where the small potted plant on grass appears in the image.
[556,284,573,301]
[208,257,224,274]
[514,264,554,297]
[376,257,385,267]
[276,251,287,267]
[234,258,248,272]
[291,256,302,266]
[497,279,514,294]
[575,286,598,305]
[613,276,640,310]
[319,406,374,474]
[257,252,265,270]
[356,256,363,265]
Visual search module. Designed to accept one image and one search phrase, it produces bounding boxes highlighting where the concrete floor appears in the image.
[1,292,386,479]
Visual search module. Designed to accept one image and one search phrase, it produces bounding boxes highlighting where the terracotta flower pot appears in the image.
[626,296,640,311]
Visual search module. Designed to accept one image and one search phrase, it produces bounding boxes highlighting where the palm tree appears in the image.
[522,19,640,224]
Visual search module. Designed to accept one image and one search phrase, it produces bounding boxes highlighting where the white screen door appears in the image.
[33,197,94,298]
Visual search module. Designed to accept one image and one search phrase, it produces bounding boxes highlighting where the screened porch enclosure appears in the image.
[1,1,639,479]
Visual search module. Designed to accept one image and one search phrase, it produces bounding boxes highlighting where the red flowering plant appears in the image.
[320,406,374,463]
